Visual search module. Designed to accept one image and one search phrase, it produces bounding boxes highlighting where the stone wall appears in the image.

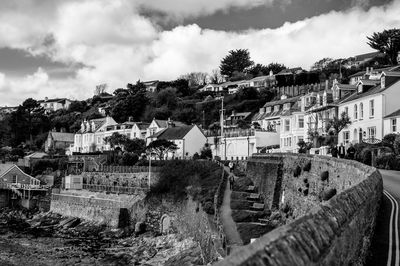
[216,153,382,266]
[50,190,145,227]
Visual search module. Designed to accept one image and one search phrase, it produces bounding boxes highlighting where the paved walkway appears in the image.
[220,167,243,253]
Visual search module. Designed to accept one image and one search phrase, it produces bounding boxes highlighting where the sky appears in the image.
[0,0,399,106]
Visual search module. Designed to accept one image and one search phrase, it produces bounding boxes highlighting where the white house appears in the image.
[279,99,306,153]
[70,116,117,153]
[131,122,150,139]
[199,84,224,93]
[207,129,279,161]
[338,71,400,145]
[38,97,72,112]
[147,125,206,159]
[146,118,186,138]
[384,109,400,135]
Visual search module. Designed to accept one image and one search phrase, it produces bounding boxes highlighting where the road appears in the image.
[367,170,400,266]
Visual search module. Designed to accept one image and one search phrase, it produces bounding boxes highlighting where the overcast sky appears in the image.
[0,0,399,106]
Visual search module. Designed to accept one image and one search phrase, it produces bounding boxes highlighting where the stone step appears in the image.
[231,210,267,223]
[247,193,261,202]
[231,191,252,200]
[230,200,253,210]
[251,203,265,211]
[236,222,274,244]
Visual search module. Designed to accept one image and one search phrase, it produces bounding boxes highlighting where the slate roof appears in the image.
[154,119,186,128]
[340,77,400,104]
[250,75,274,81]
[384,109,400,119]
[24,152,49,159]
[0,164,14,177]
[252,96,301,121]
[77,118,107,133]
[49,132,75,143]
[335,84,357,90]
[38,98,70,103]
[359,79,380,86]
[150,125,194,140]
[135,122,150,130]
[263,96,301,107]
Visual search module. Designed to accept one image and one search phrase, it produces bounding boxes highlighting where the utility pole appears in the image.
[220,96,225,160]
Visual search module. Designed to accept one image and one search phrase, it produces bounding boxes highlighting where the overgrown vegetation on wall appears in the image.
[148,160,222,214]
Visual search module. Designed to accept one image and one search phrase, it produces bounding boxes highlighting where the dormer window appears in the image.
[358,84,363,93]
[274,105,280,112]
[283,103,290,110]
[266,107,271,113]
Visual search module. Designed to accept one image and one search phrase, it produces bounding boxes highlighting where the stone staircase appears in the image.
[230,184,273,244]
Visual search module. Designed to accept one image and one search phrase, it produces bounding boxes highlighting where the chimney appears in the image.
[128,116,133,122]
[269,70,273,76]
[60,127,66,133]
[167,117,174,128]
[45,97,48,101]
[366,67,370,75]
[280,95,288,100]
[259,107,265,114]
[231,110,236,116]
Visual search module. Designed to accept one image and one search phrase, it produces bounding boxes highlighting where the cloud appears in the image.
[136,0,275,20]
[0,0,400,106]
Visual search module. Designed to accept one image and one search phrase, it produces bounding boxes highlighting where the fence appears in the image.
[92,165,161,173]
[82,184,148,194]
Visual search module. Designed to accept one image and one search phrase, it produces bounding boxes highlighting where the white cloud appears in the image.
[0,0,400,106]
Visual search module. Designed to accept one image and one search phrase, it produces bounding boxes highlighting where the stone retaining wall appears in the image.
[215,153,382,266]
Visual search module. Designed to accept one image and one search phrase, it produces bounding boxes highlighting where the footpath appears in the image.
[219,166,243,253]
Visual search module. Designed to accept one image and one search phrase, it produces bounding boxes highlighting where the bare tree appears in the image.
[180,72,209,87]
[94,83,108,95]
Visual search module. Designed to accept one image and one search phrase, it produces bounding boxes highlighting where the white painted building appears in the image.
[146,118,186,138]
[70,116,117,153]
[384,109,400,135]
[208,130,280,160]
[38,97,72,113]
[338,71,400,145]
[131,122,150,139]
[147,125,206,159]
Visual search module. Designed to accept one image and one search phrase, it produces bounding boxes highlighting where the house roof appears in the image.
[276,67,302,75]
[0,163,38,181]
[335,84,357,90]
[142,80,159,86]
[135,122,150,130]
[77,117,107,133]
[384,109,400,119]
[341,77,400,104]
[49,132,75,143]
[24,152,48,159]
[0,164,14,177]
[348,66,400,78]
[358,79,380,86]
[263,96,301,107]
[151,125,194,140]
[228,112,252,118]
[154,119,186,128]
[384,71,400,77]
[38,98,70,103]
[250,75,274,81]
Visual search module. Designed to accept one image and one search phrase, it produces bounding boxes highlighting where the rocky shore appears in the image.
[0,208,203,266]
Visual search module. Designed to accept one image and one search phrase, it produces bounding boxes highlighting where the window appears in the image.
[283,103,290,110]
[12,175,17,184]
[392,119,397,132]
[344,107,349,115]
[298,116,304,128]
[354,104,358,120]
[266,107,271,113]
[368,127,376,139]
[369,100,374,118]
[360,103,363,119]
[284,119,290,132]
[274,105,280,112]
[343,131,350,144]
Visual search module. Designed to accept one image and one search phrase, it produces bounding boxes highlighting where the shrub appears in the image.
[303,161,311,172]
[303,188,309,196]
[321,171,329,181]
[293,165,301,177]
[376,153,396,169]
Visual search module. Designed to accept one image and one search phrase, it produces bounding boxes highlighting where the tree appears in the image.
[246,63,270,77]
[266,62,287,74]
[200,144,212,159]
[324,112,351,145]
[367,29,400,65]
[21,98,42,146]
[104,132,129,150]
[220,49,254,78]
[180,72,209,87]
[311,58,334,71]
[124,138,146,154]
[209,69,224,84]
[146,139,178,160]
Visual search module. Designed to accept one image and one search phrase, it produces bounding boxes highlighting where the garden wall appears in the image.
[216,153,382,265]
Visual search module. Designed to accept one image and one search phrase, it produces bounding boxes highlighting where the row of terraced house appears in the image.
[207,66,400,160]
